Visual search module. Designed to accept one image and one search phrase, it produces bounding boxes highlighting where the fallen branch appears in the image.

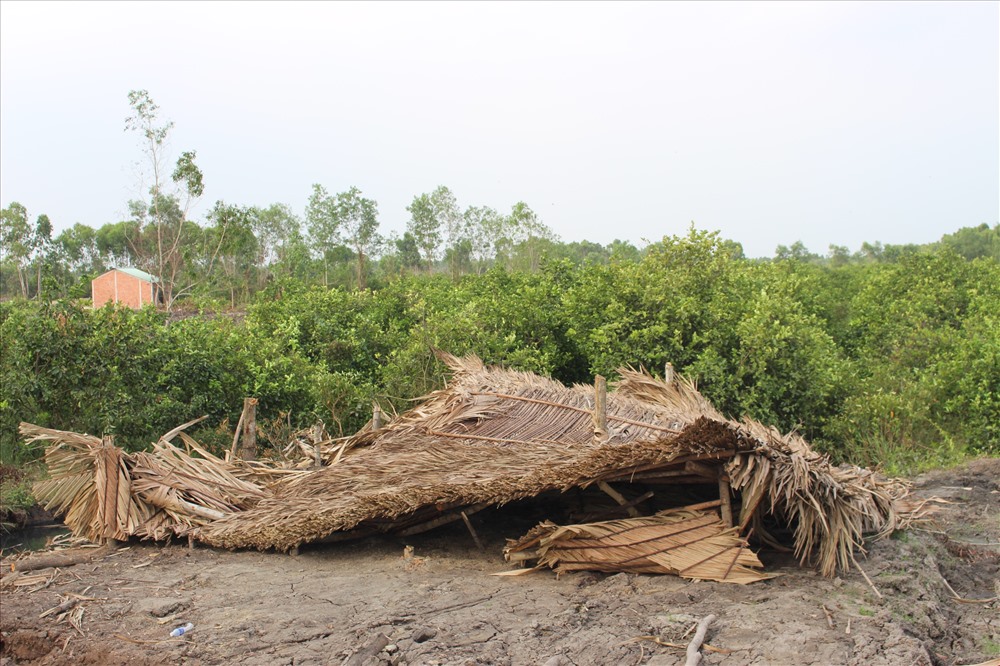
[40,597,83,619]
[13,546,111,573]
[628,635,731,654]
[684,614,717,666]
[822,604,835,629]
[938,570,1000,604]
[851,555,883,599]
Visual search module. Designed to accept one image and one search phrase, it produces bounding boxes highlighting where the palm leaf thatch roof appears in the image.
[194,353,908,576]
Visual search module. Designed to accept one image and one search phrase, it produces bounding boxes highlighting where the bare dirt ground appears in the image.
[1,458,997,666]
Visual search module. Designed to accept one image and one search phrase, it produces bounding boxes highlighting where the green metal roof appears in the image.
[114,267,159,283]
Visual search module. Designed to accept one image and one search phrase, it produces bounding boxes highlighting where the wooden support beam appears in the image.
[718,472,733,528]
[582,490,655,522]
[684,461,718,478]
[592,375,608,442]
[372,403,383,430]
[597,481,641,518]
[664,362,675,384]
[395,503,491,537]
[676,499,723,513]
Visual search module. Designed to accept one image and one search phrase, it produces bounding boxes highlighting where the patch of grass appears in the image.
[890,530,910,543]
[858,607,875,617]
[840,434,968,477]
[982,638,1000,656]
[0,464,38,533]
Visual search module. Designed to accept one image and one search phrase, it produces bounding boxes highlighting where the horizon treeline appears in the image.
[1,227,997,476]
[1,194,997,307]
[2,89,996,307]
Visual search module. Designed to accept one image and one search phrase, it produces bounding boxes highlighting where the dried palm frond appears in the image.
[24,421,276,543]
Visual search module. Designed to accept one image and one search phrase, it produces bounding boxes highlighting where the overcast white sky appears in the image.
[1,1,997,258]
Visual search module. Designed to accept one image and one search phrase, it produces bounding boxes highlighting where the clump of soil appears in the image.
[1,459,997,665]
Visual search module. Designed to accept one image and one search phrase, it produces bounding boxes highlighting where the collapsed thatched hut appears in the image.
[192,354,908,576]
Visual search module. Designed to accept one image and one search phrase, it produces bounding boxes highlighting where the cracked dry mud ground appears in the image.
[1,458,997,666]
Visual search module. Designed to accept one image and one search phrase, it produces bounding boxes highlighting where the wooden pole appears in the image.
[372,403,383,430]
[592,375,608,442]
[718,471,733,528]
[460,511,485,551]
[238,398,258,461]
[311,424,323,469]
[597,481,641,518]
[665,362,675,384]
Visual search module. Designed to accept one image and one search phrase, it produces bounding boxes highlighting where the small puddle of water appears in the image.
[1,524,71,555]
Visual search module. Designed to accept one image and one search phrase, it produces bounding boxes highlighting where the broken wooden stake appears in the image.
[238,398,258,461]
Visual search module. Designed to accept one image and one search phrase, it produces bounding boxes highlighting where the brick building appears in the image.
[91,268,160,309]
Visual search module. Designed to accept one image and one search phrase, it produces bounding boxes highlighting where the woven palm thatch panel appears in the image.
[505,509,773,584]
[614,368,908,576]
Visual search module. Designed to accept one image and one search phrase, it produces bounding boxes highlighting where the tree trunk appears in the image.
[356,250,366,290]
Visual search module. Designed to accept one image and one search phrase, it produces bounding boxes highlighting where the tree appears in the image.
[32,214,53,297]
[774,240,817,262]
[406,193,440,272]
[392,232,423,274]
[204,201,259,305]
[306,185,381,289]
[0,202,31,297]
[507,202,556,272]
[334,187,381,290]
[253,203,301,279]
[305,184,340,286]
[939,223,1000,261]
[827,244,851,267]
[124,90,205,309]
[464,205,504,273]
[428,186,463,279]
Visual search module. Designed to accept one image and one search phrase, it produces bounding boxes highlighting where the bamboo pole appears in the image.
[593,375,608,442]
[372,403,383,431]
